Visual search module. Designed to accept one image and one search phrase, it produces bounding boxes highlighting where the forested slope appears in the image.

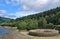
[15,7,60,30]
[1,7,60,30]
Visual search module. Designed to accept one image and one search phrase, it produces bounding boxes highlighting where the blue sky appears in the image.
[0,0,60,19]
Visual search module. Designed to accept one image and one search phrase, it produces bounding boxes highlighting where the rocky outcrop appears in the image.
[29,29,59,36]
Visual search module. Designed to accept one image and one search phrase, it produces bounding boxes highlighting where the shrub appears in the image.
[46,23,54,29]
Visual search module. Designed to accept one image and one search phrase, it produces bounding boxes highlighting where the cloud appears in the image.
[21,0,48,6]
[5,0,20,6]
[53,0,60,3]
[5,13,16,19]
[5,0,60,11]
[19,0,49,11]
[2,0,60,19]
[0,10,6,16]
[22,5,30,10]
[4,11,40,19]
[20,0,60,11]
[13,11,39,19]
[5,0,11,4]
[0,10,16,19]
[0,10,6,13]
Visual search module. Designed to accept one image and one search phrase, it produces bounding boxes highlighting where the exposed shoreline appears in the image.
[0,26,31,39]
[0,26,60,39]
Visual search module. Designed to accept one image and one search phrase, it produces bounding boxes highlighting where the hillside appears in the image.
[1,7,60,30]
[17,7,60,22]
[0,17,13,26]
[0,17,11,23]
[15,7,60,30]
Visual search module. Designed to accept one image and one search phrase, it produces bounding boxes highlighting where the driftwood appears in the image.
[29,29,59,36]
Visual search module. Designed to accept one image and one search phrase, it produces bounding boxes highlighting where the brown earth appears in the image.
[0,27,31,39]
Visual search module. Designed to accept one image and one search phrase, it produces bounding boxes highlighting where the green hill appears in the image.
[0,17,11,23]
[16,7,60,21]
[15,7,60,30]
[1,7,60,30]
[0,17,14,26]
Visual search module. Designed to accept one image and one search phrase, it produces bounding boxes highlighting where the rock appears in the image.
[29,29,59,37]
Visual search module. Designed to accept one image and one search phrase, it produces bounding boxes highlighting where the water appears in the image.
[0,27,9,35]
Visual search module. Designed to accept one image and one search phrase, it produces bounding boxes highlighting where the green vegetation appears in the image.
[0,17,10,22]
[0,7,60,30]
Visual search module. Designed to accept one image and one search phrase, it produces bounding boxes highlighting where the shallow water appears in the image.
[0,27,9,35]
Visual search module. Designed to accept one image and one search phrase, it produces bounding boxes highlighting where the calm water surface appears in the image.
[0,27,9,35]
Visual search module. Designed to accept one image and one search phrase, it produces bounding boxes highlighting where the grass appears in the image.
[20,31,60,39]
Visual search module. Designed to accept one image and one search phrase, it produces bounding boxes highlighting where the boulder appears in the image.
[29,29,59,36]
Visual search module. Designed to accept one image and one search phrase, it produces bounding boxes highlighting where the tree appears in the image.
[47,23,54,29]
[17,20,27,30]
[26,19,38,30]
[38,17,47,29]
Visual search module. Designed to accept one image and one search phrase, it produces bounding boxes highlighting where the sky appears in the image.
[0,0,60,19]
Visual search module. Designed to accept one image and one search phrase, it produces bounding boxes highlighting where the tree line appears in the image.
[1,7,60,30]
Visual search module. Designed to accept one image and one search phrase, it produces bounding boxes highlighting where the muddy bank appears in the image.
[0,27,31,39]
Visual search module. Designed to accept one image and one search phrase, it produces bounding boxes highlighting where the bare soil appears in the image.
[0,27,31,39]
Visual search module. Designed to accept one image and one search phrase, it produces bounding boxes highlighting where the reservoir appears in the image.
[0,27,9,35]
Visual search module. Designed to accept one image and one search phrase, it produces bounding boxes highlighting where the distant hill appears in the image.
[0,16,15,27]
[0,17,11,24]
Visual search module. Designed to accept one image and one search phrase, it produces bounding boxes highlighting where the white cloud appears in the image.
[5,0,49,6]
[53,0,59,3]
[13,11,39,19]
[4,0,60,19]
[22,5,30,10]
[20,0,49,11]
[5,14,16,19]
[5,0,20,6]
[0,10,7,17]
[23,0,60,11]
[1,11,38,19]
[21,0,48,5]
[5,0,60,11]
[0,10,6,13]
[5,0,11,4]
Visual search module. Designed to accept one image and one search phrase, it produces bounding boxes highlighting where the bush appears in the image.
[46,23,54,29]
